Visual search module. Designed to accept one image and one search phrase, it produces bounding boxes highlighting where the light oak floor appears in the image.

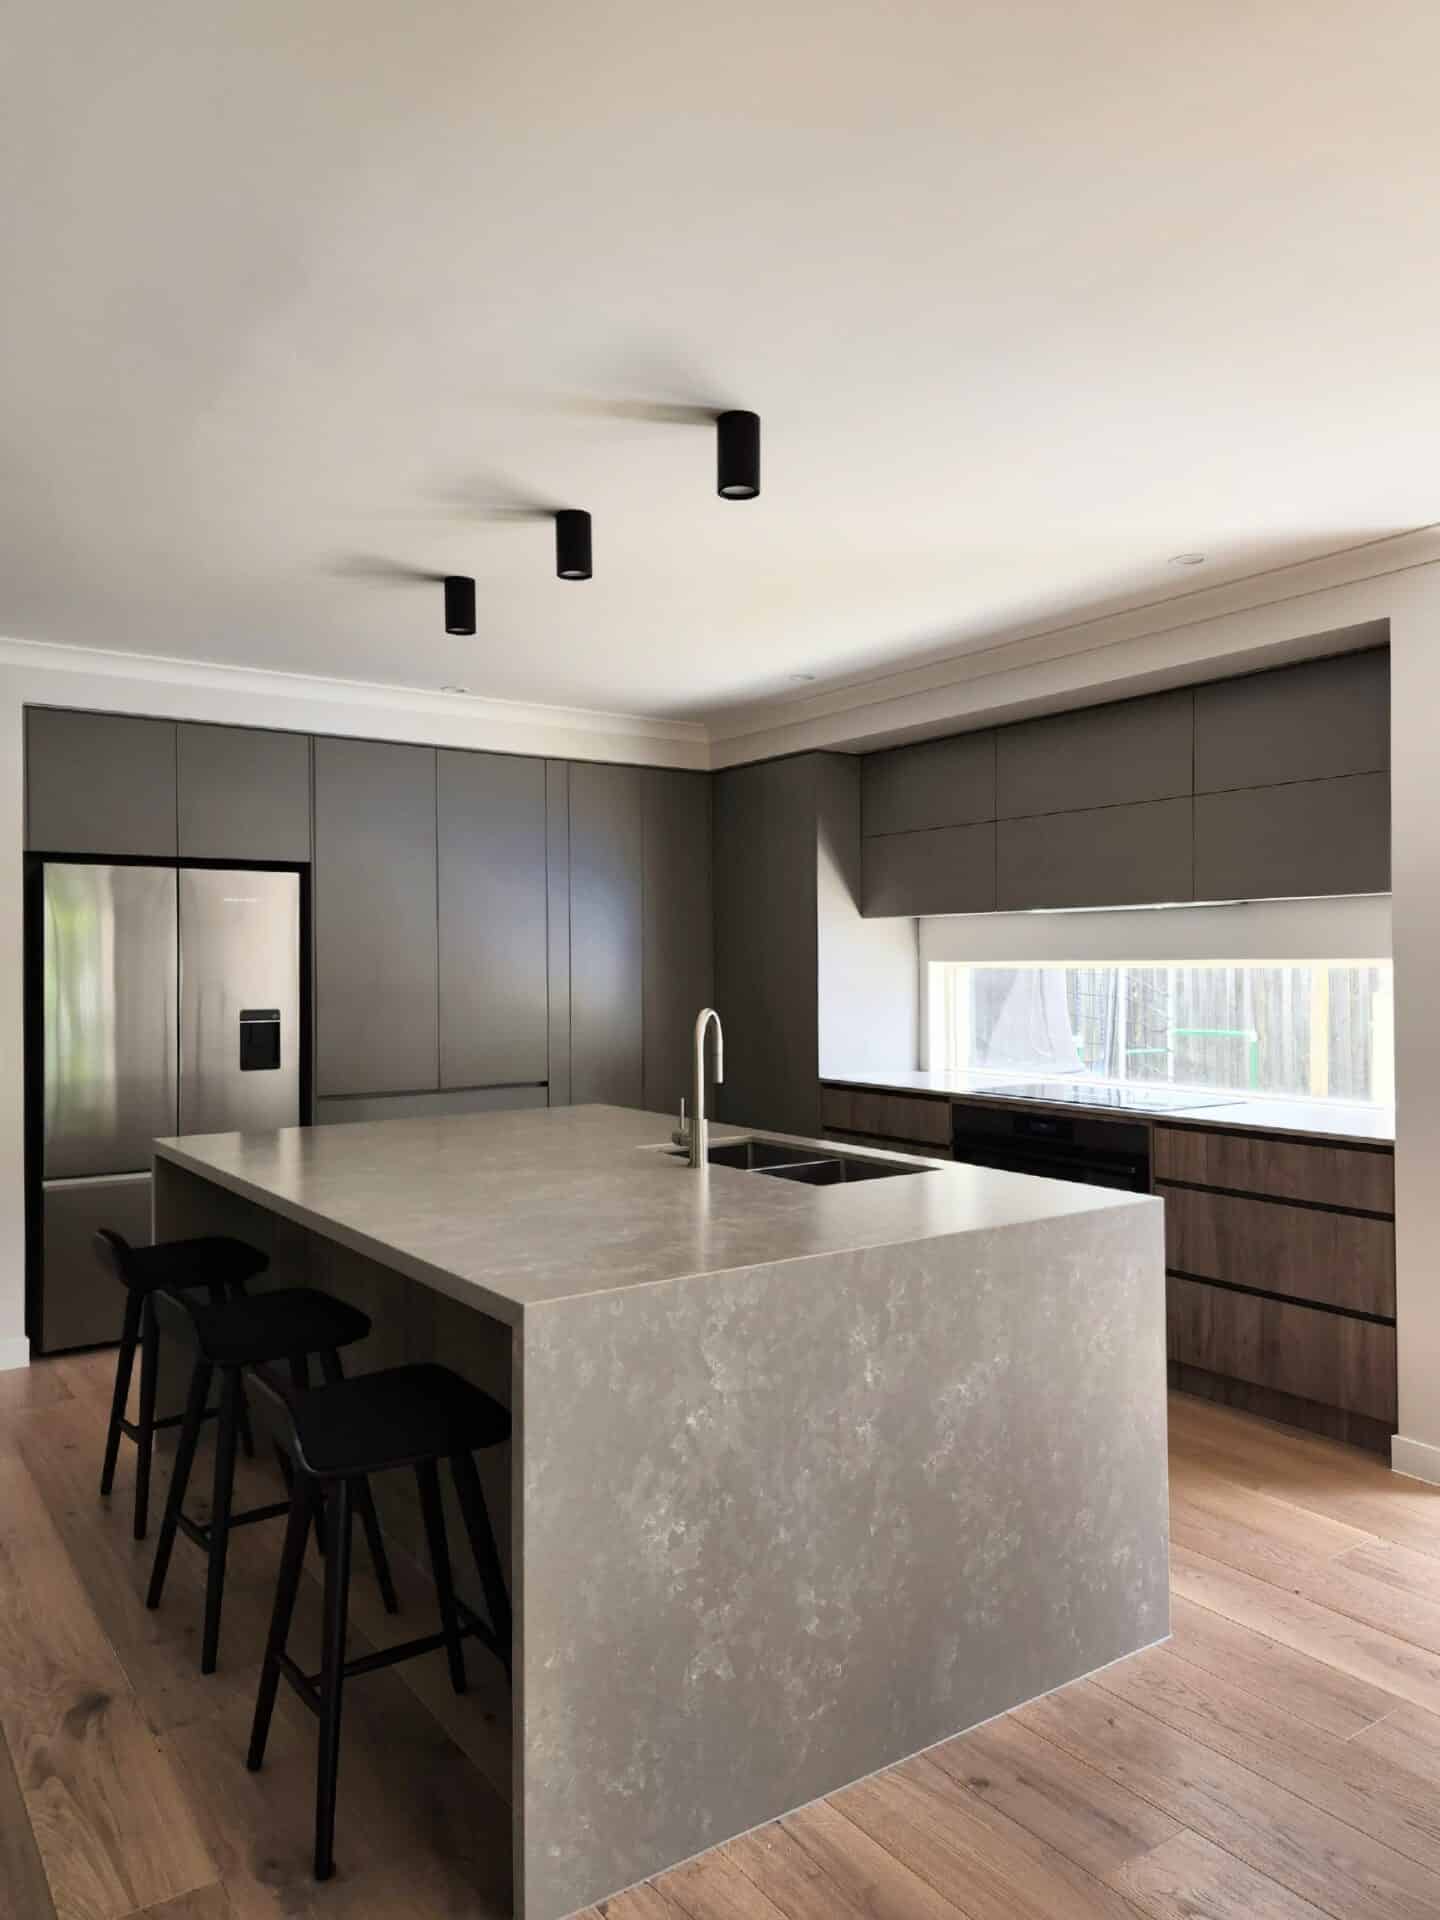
[5,1359,1440,1920]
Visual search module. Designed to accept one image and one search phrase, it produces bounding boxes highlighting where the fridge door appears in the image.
[42,862,179,1179]
[40,1172,153,1352]
[178,868,301,1136]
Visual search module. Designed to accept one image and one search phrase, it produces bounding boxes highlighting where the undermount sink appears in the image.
[667,1138,929,1184]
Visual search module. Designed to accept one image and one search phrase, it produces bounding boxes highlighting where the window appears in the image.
[927,960,1394,1104]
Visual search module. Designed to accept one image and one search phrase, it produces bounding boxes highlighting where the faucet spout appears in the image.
[690,1007,724,1168]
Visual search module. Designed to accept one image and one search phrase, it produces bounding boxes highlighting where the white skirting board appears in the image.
[1391,1434,1440,1485]
[0,1335,31,1373]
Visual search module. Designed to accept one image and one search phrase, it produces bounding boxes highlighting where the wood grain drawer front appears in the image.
[1167,1276,1396,1424]
[1153,1126,1393,1213]
[820,1086,951,1147]
[1162,1186,1394,1318]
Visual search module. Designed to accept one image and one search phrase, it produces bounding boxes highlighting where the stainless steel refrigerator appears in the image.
[34,863,302,1352]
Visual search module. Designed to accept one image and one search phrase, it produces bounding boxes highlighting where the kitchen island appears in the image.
[153,1103,1168,1920]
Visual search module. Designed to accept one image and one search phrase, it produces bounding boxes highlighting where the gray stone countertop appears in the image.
[823,1067,1395,1146]
[154,1103,1150,1326]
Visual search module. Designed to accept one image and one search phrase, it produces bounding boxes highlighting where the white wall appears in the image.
[0,638,707,1370]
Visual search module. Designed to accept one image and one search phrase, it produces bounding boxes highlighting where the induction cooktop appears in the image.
[976,1082,1236,1114]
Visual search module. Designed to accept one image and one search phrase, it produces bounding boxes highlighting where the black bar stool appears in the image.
[146,1285,399,1674]
[94,1229,267,1540]
[246,1362,511,1880]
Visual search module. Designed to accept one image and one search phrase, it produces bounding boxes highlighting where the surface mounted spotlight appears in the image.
[444,575,476,635]
[716,409,760,500]
[555,509,592,580]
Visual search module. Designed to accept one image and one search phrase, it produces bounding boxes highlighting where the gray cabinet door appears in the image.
[437,750,549,1089]
[642,769,714,1117]
[996,689,1194,819]
[26,708,177,855]
[861,731,996,835]
[1194,773,1390,901]
[1193,648,1389,794]
[569,762,644,1107]
[862,823,996,916]
[178,724,311,861]
[545,762,572,1106]
[313,737,439,1097]
[998,798,1194,910]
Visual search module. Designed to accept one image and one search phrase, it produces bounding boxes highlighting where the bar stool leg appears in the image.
[147,1357,212,1611]
[451,1449,513,1674]
[201,1368,241,1674]
[315,1478,354,1882]
[318,1348,398,1615]
[133,1296,160,1540]
[100,1289,143,1500]
[247,1478,315,1773]
[417,1459,467,1696]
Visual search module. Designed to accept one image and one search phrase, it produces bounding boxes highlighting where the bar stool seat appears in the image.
[248,1362,512,1881]
[289,1362,511,1476]
[96,1229,268,1540]
[146,1284,397,1675]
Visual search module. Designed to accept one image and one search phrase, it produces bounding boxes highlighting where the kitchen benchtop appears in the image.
[154,1102,1148,1324]
[823,1068,1395,1147]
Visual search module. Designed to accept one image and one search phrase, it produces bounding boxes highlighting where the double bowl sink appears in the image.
[669,1137,929,1186]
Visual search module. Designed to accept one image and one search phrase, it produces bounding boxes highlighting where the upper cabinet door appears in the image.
[178,724,312,861]
[641,769,714,1116]
[998,797,1194,911]
[862,822,996,916]
[1193,648,1389,794]
[313,737,439,1098]
[437,751,549,1090]
[996,689,1194,819]
[569,762,644,1108]
[861,732,996,836]
[1194,773,1390,902]
[26,709,177,856]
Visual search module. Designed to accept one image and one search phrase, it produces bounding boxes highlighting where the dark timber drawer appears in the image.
[1161,1185,1395,1318]
[1153,1125,1393,1214]
[1167,1276,1396,1424]
[819,1086,951,1148]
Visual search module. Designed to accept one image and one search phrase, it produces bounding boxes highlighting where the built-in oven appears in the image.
[951,1101,1151,1192]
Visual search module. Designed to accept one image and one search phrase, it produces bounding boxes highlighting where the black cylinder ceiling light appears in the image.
[443,575,476,635]
[555,508,592,580]
[716,409,760,500]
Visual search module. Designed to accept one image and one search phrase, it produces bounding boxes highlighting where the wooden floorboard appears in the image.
[10,1357,1440,1919]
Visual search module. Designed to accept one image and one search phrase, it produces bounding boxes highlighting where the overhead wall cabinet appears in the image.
[178,723,312,862]
[26,708,178,857]
[857,645,1391,916]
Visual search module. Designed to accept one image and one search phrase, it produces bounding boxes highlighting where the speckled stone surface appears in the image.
[154,1107,1168,1920]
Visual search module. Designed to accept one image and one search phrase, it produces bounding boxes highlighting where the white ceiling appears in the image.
[3,0,1438,724]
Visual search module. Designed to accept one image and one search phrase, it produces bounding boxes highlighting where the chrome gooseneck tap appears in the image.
[690,1007,724,1168]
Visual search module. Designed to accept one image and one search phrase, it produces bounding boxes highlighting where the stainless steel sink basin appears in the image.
[666,1138,929,1183]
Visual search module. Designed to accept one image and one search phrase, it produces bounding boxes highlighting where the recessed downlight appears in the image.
[1169,552,1207,567]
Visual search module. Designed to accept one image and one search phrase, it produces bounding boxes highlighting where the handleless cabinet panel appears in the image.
[861,732,996,836]
[862,822,996,916]
[998,797,1193,911]
[178,723,311,861]
[1194,649,1389,794]
[1153,1126,1394,1212]
[1167,1276,1396,1423]
[437,750,549,1089]
[996,689,1193,819]
[1194,772,1389,902]
[569,762,644,1108]
[642,769,714,1118]
[1161,1185,1395,1317]
[26,708,177,856]
[314,737,439,1098]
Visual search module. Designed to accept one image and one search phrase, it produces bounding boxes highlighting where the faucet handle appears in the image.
[672,1096,690,1148]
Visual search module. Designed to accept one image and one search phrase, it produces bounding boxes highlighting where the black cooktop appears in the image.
[977,1082,1236,1115]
